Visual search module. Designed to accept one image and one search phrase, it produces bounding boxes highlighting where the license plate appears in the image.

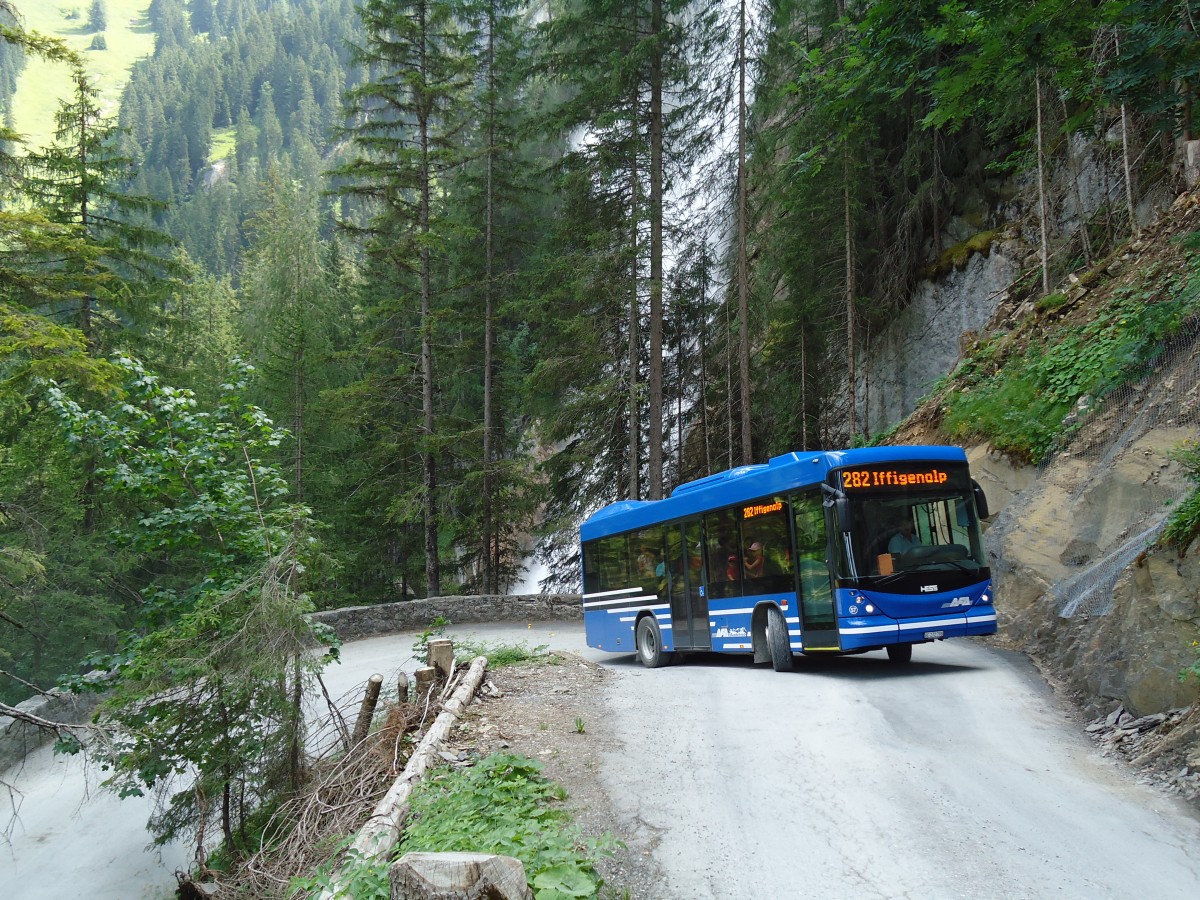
[924,630,944,639]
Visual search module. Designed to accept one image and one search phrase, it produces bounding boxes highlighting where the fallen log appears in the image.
[319,655,489,900]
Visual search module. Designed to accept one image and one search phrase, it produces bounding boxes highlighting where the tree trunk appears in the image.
[418,0,440,596]
[1115,32,1139,238]
[737,0,752,466]
[648,0,665,499]
[1035,67,1050,295]
[844,151,856,442]
[628,65,640,501]
[483,0,497,592]
[1060,96,1093,267]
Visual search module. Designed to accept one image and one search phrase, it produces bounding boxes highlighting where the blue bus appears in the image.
[580,446,995,670]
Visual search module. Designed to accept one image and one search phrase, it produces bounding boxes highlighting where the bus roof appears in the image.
[579,445,969,541]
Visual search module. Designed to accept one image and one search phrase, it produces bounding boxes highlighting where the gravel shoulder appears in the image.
[446,653,666,899]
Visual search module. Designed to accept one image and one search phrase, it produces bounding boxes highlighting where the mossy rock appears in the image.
[921,230,1002,281]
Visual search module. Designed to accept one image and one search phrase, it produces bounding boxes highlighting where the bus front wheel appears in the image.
[766,606,794,672]
[636,616,674,668]
[886,643,913,663]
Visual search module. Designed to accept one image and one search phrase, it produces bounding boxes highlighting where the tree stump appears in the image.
[414,666,438,707]
[390,852,534,900]
[427,638,454,678]
[397,669,411,703]
[351,674,384,746]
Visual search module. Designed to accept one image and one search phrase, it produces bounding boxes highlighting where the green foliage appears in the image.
[944,363,1069,463]
[291,844,390,899]
[402,753,611,900]
[1181,640,1200,688]
[47,356,333,856]
[412,616,452,664]
[944,265,1200,463]
[453,640,554,669]
[1161,441,1200,557]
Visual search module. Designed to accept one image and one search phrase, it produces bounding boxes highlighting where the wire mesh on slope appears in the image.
[1037,314,1200,619]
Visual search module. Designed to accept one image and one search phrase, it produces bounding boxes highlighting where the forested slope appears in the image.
[4,0,1200,866]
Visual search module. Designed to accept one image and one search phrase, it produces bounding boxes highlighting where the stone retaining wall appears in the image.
[310,593,582,643]
[1,594,582,773]
[0,689,103,773]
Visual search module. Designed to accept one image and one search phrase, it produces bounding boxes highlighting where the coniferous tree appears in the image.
[23,63,179,357]
[335,0,477,597]
[241,173,336,504]
[87,0,107,33]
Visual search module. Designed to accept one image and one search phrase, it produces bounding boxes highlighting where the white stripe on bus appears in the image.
[582,587,642,600]
[840,624,898,635]
[709,607,755,617]
[584,594,660,609]
[605,603,669,614]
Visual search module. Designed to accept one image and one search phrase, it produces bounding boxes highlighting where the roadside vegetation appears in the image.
[294,753,612,900]
[938,234,1200,465]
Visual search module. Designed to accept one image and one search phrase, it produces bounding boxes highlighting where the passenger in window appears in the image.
[744,541,779,578]
[636,545,658,579]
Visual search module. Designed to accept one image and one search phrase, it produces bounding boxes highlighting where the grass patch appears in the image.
[1160,441,1200,557]
[10,0,157,150]
[209,126,237,164]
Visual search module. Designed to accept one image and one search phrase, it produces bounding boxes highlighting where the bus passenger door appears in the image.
[684,520,710,649]
[793,492,840,651]
[668,521,711,650]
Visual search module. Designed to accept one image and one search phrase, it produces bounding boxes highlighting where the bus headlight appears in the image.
[979,593,990,605]
[865,604,875,614]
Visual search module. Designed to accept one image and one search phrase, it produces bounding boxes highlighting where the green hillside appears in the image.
[9,0,155,149]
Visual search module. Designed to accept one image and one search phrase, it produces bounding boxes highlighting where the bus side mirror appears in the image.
[972,479,990,520]
[834,497,854,532]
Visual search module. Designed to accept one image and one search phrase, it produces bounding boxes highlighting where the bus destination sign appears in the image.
[840,466,952,491]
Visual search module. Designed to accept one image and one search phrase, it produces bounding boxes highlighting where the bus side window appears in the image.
[793,491,834,623]
[594,535,630,592]
[632,525,667,598]
[742,496,792,593]
[704,508,742,599]
[582,540,601,594]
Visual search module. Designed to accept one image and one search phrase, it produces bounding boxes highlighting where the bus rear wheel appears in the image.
[886,643,913,663]
[636,616,674,668]
[766,606,794,672]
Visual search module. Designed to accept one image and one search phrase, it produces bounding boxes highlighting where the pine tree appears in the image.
[22,63,179,357]
[241,174,335,504]
[87,0,107,33]
[335,0,477,597]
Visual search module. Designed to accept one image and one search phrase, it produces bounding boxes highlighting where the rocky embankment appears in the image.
[895,193,1200,800]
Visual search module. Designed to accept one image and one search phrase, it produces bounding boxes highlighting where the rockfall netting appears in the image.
[1042,313,1200,619]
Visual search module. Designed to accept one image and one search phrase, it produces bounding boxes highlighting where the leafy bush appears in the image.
[1161,441,1200,557]
[401,753,611,900]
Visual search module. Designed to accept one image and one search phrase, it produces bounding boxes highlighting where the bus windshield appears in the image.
[834,462,987,582]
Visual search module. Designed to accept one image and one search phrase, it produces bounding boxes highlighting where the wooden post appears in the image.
[397,670,410,704]
[414,666,438,708]
[351,674,384,747]
[427,639,454,678]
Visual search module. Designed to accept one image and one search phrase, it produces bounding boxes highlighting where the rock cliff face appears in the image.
[880,183,1200,785]
[860,237,1022,429]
